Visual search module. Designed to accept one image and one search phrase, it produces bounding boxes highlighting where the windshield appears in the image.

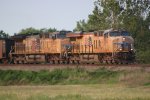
[121,31,129,36]
[110,31,130,37]
[110,31,120,36]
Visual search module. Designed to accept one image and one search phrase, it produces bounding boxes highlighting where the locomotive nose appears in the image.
[113,37,134,52]
[122,37,134,51]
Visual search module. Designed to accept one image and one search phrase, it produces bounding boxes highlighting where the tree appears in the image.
[75,0,150,32]
[0,30,9,38]
[74,20,89,32]
[19,27,40,35]
[87,4,112,31]
[74,0,122,31]
[18,27,57,35]
[48,28,57,32]
[40,28,57,33]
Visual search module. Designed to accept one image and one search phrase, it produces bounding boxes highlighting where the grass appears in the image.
[0,68,120,85]
[0,84,149,100]
[0,67,149,100]
[0,67,149,86]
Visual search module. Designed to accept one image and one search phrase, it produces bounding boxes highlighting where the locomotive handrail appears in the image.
[8,46,15,64]
[9,46,15,54]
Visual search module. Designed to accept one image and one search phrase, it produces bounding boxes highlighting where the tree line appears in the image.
[16,27,57,35]
[0,30,9,38]
[0,27,57,38]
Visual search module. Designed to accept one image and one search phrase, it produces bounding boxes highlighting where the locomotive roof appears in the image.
[67,31,100,38]
[66,32,83,38]
[103,29,127,34]
[104,28,113,34]
[11,33,40,40]
[0,38,11,40]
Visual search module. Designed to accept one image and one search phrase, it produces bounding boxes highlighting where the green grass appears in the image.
[0,84,149,100]
[0,67,149,100]
[0,68,120,85]
[0,67,149,86]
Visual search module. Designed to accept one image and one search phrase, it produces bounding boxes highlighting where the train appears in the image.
[0,29,135,64]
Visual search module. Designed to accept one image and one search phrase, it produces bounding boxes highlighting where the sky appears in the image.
[0,0,94,35]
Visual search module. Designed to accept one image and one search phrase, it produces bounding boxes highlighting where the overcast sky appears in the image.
[0,0,94,35]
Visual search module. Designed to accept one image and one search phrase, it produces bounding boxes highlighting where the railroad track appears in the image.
[0,63,149,67]
[0,63,150,71]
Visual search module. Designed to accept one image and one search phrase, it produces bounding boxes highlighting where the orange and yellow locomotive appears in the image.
[66,29,135,64]
[9,29,135,64]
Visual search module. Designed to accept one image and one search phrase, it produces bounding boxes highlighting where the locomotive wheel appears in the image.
[74,60,79,64]
[100,60,103,64]
[102,60,106,64]
[62,60,66,64]
[106,60,111,64]
[117,60,123,64]
[58,60,60,64]
[77,60,80,64]
[2,59,8,64]
[125,62,129,64]
[111,60,115,64]
[114,60,119,64]
[22,60,25,64]
[18,60,22,64]
[13,59,17,64]
[54,60,59,64]
[14,61,19,64]
[52,60,55,64]
[70,60,75,64]
[48,60,51,64]
[66,60,70,64]
[59,60,63,64]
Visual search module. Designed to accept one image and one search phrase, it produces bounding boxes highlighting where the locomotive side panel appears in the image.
[14,42,25,54]
[68,33,106,54]
[14,37,40,54]
[92,34,105,53]
[40,38,70,54]
[0,40,3,59]
[24,37,40,54]
[0,39,14,58]
[103,35,113,53]
[0,39,14,63]
[71,38,81,54]
[81,34,93,54]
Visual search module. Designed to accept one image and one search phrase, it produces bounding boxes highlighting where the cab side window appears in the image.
[104,33,108,38]
[99,32,103,36]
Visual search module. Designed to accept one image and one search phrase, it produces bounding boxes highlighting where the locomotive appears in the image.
[66,29,135,64]
[0,29,135,64]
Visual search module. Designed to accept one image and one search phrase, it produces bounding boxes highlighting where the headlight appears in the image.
[131,48,133,51]
[123,37,125,41]
[120,48,122,51]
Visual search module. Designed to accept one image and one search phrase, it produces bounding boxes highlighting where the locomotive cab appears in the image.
[104,30,135,63]
[109,31,134,52]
